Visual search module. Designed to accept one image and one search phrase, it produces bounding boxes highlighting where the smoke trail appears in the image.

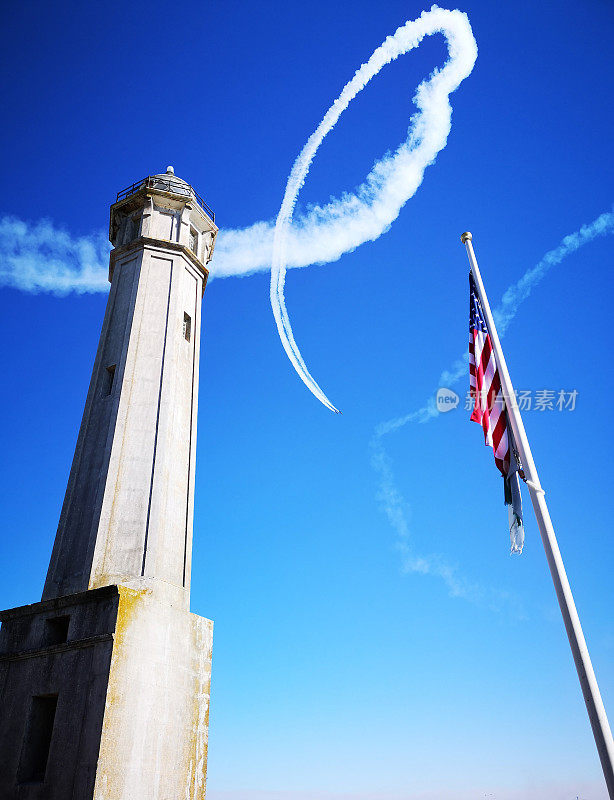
[270,6,478,412]
[0,8,477,412]
[1,7,477,302]
[0,216,110,295]
[495,209,614,335]
[372,209,614,596]
[370,425,486,602]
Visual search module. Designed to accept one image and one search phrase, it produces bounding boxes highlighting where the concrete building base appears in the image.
[0,584,213,800]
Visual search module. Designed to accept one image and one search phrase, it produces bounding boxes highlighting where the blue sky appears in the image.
[1,1,613,798]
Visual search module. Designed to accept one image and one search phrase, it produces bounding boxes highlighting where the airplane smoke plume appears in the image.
[270,6,477,412]
[0,7,477,413]
[0,216,110,295]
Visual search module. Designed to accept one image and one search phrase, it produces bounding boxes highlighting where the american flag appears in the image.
[469,271,525,553]
[469,271,510,475]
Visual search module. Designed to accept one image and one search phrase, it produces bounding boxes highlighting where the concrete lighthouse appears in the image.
[0,168,218,799]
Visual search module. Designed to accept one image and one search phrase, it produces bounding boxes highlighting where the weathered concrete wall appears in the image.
[42,257,140,600]
[0,587,119,799]
[94,585,213,800]
[43,192,211,605]
[0,584,213,800]
[8,175,217,800]
[89,252,203,598]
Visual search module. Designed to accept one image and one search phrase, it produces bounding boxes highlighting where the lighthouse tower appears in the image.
[0,168,218,799]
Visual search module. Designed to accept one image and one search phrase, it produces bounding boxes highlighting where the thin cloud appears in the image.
[0,216,110,295]
[371,209,614,603]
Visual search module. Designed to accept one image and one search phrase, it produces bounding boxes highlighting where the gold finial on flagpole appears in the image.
[460,231,472,243]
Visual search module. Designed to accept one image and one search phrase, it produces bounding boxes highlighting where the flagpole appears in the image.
[461,231,614,798]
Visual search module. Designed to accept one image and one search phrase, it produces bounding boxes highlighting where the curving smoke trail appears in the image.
[270,6,477,412]
[371,208,614,598]
[0,7,478,413]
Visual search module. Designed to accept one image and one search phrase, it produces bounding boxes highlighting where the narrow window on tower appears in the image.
[183,313,192,342]
[126,211,141,243]
[189,227,198,256]
[44,616,70,646]
[18,694,58,784]
[124,216,134,244]
[103,364,116,396]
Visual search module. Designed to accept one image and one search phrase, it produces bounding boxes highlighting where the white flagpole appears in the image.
[461,231,614,798]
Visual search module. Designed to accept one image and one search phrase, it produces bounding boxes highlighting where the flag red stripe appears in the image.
[469,290,511,478]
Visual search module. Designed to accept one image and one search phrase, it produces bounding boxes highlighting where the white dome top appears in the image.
[149,166,194,198]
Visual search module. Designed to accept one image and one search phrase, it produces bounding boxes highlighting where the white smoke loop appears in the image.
[0,7,477,412]
[270,6,477,412]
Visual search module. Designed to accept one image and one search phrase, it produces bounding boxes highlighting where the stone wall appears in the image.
[0,584,213,800]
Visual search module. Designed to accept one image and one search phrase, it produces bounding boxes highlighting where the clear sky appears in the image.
[1,1,613,798]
